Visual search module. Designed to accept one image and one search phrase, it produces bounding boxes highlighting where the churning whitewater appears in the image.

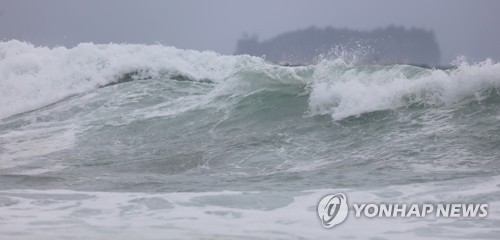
[1,41,500,239]
[2,40,500,121]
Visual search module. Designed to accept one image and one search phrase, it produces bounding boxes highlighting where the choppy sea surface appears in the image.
[1,41,500,239]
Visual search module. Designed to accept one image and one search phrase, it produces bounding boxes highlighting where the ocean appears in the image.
[0,40,499,239]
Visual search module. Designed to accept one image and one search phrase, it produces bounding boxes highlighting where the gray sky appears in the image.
[1,0,500,64]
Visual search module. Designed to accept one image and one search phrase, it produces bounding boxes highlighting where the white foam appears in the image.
[0,125,76,170]
[0,175,498,239]
[2,40,500,122]
[0,40,260,119]
[309,59,500,120]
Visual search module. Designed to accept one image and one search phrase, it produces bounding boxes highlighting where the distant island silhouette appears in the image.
[235,26,441,66]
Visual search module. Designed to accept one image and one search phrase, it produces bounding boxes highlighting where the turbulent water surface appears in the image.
[1,41,500,239]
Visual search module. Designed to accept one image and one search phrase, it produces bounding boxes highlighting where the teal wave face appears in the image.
[1,41,499,240]
[0,41,499,193]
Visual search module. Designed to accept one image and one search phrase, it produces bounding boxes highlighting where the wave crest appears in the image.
[0,40,258,119]
[1,40,500,121]
[308,59,500,120]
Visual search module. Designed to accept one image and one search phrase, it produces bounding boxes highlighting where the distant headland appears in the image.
[235,26,441,67]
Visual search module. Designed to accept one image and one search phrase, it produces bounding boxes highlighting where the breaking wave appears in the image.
[1,40,500,121]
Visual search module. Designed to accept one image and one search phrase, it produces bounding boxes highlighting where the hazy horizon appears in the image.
[1,0,500,64]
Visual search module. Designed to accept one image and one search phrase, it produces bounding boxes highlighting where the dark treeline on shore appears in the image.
[235,26,441,67]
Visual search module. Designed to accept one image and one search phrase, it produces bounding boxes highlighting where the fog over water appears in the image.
[1,0,500,64]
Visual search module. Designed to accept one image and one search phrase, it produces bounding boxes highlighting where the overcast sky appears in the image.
[1,0,499,64]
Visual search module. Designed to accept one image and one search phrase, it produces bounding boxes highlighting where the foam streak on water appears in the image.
[1,176,499,240]
[1,41,500,239]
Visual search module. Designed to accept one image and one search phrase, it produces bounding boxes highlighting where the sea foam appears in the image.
[2,40,500,121]
[309,58,500,120]
[0,40,247,119]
